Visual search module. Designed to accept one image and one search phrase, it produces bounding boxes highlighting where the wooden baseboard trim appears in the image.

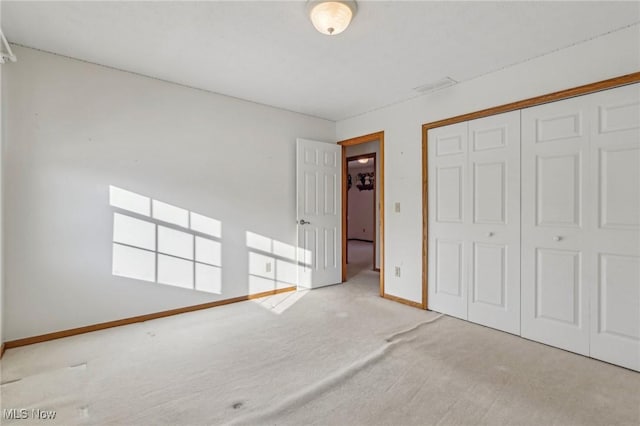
[4,286,297,350]
[0,343,5,359]
[383,293,425,310]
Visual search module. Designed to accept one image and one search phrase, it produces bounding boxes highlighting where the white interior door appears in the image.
[296,138,342,289]
[428,122,469,320]
[467,111,521,335]
[521,96,592,356]
[588,84,640,371]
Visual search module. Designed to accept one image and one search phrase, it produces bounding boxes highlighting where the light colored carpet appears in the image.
[1,241,639,425]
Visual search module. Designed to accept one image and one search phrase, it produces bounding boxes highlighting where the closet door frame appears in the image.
[421,71,640,311]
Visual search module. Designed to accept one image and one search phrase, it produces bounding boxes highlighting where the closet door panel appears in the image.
[428,122,469,320]
[427,81,639,371]
[521,97,591,356]
[589,83,640,371]
[467,111,521,334]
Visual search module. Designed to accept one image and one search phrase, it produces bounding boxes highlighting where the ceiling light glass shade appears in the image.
[308,1,357,35]
[357,158,369,164]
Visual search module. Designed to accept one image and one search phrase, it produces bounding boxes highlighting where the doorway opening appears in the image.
[346,153,377,280]
[338,132,384,297]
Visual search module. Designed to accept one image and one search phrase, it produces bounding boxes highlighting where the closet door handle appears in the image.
[487,232,494,237]
[553,236,563,242]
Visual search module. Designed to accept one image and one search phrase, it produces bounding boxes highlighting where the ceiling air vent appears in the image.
[413,77,457,94]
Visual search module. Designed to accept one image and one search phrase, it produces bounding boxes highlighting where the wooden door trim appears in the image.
[339,131,384,297]
[346,153,377,270]
[422,72,640,132]
[422,71,640,311]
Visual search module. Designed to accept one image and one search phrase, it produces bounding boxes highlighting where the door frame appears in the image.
[338,131,384,297]
[345,153,377,270]
[421,71,640,311]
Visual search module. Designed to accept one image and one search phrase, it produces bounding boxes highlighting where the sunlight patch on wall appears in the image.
[246,231,312,312]
[191,212,222,238]
[110,186,222,294]
[113,213,155,250]
[153,200,189,228]
[110,186,150,216]
[112,243,155,282]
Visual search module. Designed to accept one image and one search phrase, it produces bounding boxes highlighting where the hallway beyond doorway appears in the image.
[346,240,378,282]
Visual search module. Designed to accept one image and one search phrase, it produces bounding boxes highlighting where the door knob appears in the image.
[553,236,562,242]
[487,232,494,237]
[299,219,311,225]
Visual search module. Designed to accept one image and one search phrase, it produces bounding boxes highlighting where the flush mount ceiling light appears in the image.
[307,0,357,36]
[357,158,369,164]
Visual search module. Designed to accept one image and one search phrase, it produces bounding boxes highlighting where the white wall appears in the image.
[347,163,374,241]
[336,25,640,304]
[346,141,380,268]
[3,46,335,341]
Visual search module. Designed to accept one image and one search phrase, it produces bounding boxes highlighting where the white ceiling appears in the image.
[3,1,639,121]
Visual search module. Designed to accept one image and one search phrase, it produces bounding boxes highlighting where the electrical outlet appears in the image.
[395,202,401,213]
[266,262,272,273]
[395,266,401,277]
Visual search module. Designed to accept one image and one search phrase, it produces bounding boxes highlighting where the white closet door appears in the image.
[467,111,521,334]
[428,122,469,320]
[588,84,640,371]
[521,96,592,356]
